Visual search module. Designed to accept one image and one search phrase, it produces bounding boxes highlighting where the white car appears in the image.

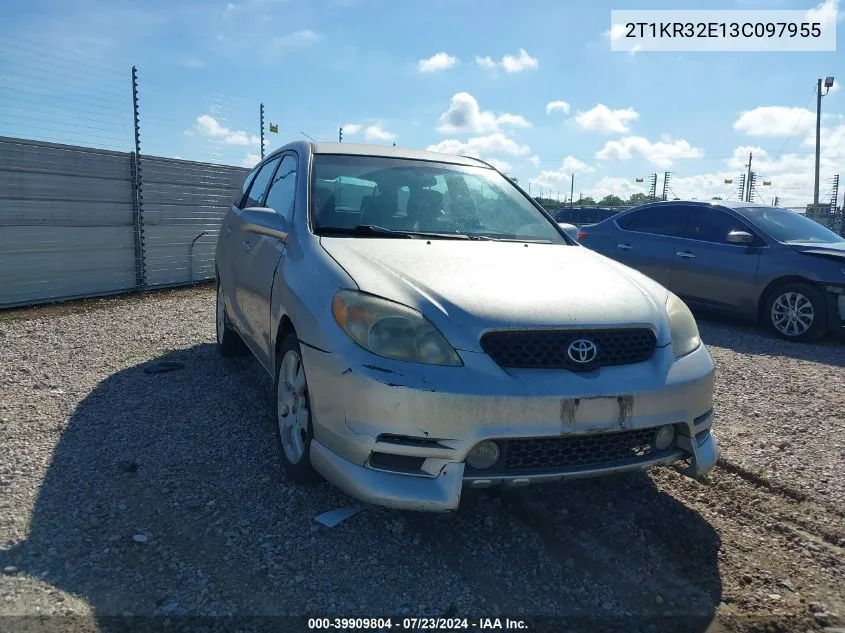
[214,141,719,511]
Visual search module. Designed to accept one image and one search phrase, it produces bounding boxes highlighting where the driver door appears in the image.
[231,156,280,356]
[239,153,298,369]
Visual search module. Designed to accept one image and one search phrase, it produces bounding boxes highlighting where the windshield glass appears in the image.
[743,207,845,244]
[310,154,567,243]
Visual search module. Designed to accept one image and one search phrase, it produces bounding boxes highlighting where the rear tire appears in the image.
[216,278,247,356]
[274,333,319,483]
[763,282,827,342]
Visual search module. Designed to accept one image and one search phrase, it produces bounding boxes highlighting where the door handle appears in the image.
[242,240,251,251]
[676,251,696,259]
[616,243,632,251]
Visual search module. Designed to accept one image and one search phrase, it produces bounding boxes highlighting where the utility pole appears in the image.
[648,173,657,201]
[338,126,343,143]
[814,77,835,208]
[570,174,575,209]
[661,172,671,201]
[744,152,753,202]
[259,103,265,160]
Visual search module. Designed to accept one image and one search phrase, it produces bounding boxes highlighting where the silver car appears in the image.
[214,142,719,511]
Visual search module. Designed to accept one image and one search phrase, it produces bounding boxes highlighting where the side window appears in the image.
[243,157,281,208]
[236,168,259,208]
[685,208,757,244]
[263,155,298,222]
[617,206,688,237]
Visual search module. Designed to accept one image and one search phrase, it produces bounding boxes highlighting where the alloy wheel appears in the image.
[277,349,309,464]
[770,291,814,337]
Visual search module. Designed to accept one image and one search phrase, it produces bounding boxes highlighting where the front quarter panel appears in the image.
[757,243,842,291]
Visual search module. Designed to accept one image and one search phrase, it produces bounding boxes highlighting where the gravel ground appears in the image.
[0,286,843,633]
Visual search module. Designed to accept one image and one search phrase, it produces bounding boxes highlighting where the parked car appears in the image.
[214,142,719,511]
[557,222,579,240]
[578,200,845,341]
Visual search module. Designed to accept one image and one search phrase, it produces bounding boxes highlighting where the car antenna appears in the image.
[301,131,318,142]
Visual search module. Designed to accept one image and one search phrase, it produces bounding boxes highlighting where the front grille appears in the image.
[480,328,656,370]
[466,428,666,474]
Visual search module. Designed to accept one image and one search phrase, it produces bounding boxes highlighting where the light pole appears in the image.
[814,76,835,208]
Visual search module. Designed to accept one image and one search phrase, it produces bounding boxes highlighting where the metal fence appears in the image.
[0,136,248,308]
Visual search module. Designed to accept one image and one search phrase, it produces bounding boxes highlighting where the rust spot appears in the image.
[560,398,579,425]
[617,395,634,429]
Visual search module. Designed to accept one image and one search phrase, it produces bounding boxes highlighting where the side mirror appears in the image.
[727,230,754,245]
[240,207,289,241]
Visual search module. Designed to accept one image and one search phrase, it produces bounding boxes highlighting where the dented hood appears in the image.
[319,238,672,351]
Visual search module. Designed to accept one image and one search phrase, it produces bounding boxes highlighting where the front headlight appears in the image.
[666,292,701,358]
[331,289,463,366]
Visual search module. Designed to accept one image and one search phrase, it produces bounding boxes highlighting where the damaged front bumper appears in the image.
[301,341,719,512]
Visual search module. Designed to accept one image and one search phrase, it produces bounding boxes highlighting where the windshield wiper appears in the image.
[466,234,552,243]
[317,224,416,239]
[318,225,472,240]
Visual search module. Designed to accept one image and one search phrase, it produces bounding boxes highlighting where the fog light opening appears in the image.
[654,425,676,451]
[466,440,501,470]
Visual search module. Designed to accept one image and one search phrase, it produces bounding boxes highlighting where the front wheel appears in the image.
[764,283,828,342]
[274,333,319,483]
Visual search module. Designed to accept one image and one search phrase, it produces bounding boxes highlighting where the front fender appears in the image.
[269,233,358,370]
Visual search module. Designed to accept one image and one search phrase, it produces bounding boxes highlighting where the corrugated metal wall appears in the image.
[0,136,249,308]
[141,156,247,287]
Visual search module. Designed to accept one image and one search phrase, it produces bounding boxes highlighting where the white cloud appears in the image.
[475,56,497,70]
[501,48,539,73]
[546,100,571,114]
[241,153,260,167]
[427,132,531,157]
[496,113,531,128]
[602,23,641,55]
[805,0,841,26]
[733,106,816,137]
[603,23,627,42]
[475,49,538,73]
[436,92,531,134]
[590,177,648,201]
[193,115,260,146]
[342,123,362,135]
[528,155,542,167]
[531,156,595,187]
[417,52,458,73]
[595,136,703,168]
[485,158,513,173]
[364,125,396,143]
[575,104,640,134]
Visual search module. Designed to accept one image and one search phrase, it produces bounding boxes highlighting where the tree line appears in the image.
[531,193,684,208]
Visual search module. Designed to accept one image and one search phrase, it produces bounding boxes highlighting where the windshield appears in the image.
[310,154,567,243]
[743,207,845,244]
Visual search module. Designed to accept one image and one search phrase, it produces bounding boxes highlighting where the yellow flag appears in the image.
[269,123,278,133]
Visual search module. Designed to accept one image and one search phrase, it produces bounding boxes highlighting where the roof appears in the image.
[311,142,489,167]
[629,199,768,210]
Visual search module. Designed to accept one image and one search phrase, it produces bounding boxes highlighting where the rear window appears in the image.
[617,206,688,237]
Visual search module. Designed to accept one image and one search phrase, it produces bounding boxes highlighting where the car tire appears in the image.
[763,282,828,342]
[216,278,247,357]
[274,333,319,483]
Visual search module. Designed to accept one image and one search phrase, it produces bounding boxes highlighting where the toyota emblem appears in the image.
[567,338,598,364]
